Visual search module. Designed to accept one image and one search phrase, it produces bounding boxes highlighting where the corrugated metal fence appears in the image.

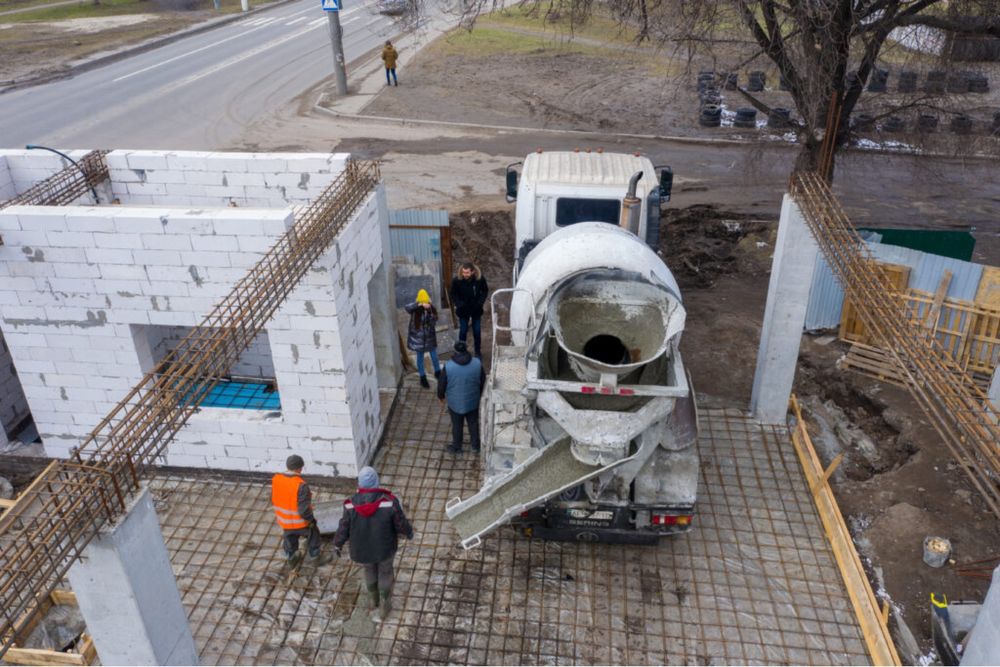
[805,239,986,331]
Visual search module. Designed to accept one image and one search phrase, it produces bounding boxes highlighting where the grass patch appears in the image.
[1,0,250,22]
[429,24,683,77]
[479,3,638,43]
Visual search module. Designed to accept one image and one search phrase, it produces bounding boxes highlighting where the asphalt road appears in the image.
[0,0,404,149]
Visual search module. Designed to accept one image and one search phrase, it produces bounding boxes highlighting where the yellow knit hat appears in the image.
[416,289,431,304]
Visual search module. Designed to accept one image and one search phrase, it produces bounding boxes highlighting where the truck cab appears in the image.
[506,150,672,271]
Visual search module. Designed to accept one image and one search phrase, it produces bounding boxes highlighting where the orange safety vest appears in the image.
[271,473,309,530]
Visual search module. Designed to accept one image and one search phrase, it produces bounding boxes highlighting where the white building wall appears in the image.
[0,158,14,200]
[0,189,385,477]
[106,151,349,208]
[0,150,95,204]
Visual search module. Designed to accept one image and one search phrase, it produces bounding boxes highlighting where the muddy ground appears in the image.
[362,17,1000,149]
[442,201,1000,659]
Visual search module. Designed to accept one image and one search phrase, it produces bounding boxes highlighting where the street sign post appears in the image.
[324,0,348,94]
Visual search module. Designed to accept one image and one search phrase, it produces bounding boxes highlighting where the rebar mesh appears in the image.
[148,381,869,665]
[0,150,108,211]
[791,172,1000,519]
[0,160,380,657]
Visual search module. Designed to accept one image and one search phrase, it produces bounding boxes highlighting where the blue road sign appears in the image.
[321,0,339,10]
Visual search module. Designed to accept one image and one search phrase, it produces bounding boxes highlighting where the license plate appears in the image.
[565,509,614,525]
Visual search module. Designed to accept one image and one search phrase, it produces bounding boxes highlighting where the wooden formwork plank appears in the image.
[975,266,1000,310]
[4,646,89,666]
[789,395,901,667]
[840,262,910,344]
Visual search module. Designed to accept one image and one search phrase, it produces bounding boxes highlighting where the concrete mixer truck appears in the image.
[445,150,698,549]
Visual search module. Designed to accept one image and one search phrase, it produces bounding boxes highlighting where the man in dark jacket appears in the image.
[449,262,489,358]
[271,454,332,568]
[333,466,413,621]
[437,341,486,454]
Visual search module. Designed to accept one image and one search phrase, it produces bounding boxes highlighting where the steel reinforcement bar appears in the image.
[0,160,380,656]
[0,150,109,210]
[790,171,1000,520]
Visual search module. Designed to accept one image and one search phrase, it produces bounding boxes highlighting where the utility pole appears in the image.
[240,0,249,11]
[325,3,348,95]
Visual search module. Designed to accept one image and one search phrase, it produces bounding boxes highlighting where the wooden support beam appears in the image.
[927,270,953,335]
[0,499,16,509]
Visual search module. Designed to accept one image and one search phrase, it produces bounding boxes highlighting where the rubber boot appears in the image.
[366,582,379,611]
[379,589,392,619]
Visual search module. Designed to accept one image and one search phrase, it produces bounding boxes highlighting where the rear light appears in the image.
[652,514,693,526]
[619,388,635,396]
[580,386,596,394]
[520,511,530,517]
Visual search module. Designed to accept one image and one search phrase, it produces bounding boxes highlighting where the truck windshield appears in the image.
[555,198,621,226]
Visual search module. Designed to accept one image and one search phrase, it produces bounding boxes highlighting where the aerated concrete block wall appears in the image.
[106,151,349,208]
[0,150,393,477]
[0,150,96,204]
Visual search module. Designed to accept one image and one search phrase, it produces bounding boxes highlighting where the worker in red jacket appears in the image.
[333,466,414,621]
[271,455,332,567]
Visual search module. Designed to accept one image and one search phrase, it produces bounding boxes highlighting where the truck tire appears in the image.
[917,113,939,133]
[867,68,889,92]
[767,108,791,129]
[950,114,974,135]
[699,105,722,127]
[924,70,946,94]
[733,107,757,128]
[883,116,906,133]
[747,71,766,92]
[897,71,918,93]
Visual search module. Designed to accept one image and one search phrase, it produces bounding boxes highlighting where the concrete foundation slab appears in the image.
[146,375,870,665]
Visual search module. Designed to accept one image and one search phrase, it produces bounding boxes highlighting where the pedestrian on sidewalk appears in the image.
[437,341,485,454]
[450,262,489,358]
[333,466,414,622]
[382,40,399,86]
[405,288,439,389]
[271,455,332,568]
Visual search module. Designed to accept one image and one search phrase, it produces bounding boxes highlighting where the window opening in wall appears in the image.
[130,324,282,412]
[182,378,280,411]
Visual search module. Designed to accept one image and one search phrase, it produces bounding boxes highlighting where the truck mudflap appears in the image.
[445,437,638,550]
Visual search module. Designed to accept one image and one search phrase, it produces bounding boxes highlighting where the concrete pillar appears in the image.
[989,366,1000,411]
[750,194,819,424]
[68,486,199,666]
[370,184,401,389]
[961,565,1000,665]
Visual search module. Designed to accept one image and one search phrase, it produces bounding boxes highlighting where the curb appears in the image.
[313,100,1000,161]
[0,0,299,95]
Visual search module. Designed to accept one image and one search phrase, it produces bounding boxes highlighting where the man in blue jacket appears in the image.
[437,341,486,454]
[333,466,413,622]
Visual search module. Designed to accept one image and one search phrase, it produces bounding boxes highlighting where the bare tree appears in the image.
[630,0,1000,177]
[460,0,999,179]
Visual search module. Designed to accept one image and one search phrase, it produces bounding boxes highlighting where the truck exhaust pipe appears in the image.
[619,171,643,235]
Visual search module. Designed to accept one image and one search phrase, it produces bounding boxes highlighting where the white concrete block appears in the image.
[127,182,168,197]
[125,152,170,171]
[113,215,166,234]
[133,250,182,266]
[53,263,102,279]
[181,251,231,268]
[84,248,134,266]
[190,235,238,252]
[140,234,192,251]
[92,233,143,250]
[212,218,262,236]
[166,152,214,171]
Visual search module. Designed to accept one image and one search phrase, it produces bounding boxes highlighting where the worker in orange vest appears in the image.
[271,455,332,567]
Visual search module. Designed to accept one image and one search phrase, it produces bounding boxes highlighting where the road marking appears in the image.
[162,22,326,89]
[285,16,307,24]
[309,17,325,25]
[111,4,317,82]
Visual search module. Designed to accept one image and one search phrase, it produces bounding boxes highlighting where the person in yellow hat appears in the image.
[404,289,439,388]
